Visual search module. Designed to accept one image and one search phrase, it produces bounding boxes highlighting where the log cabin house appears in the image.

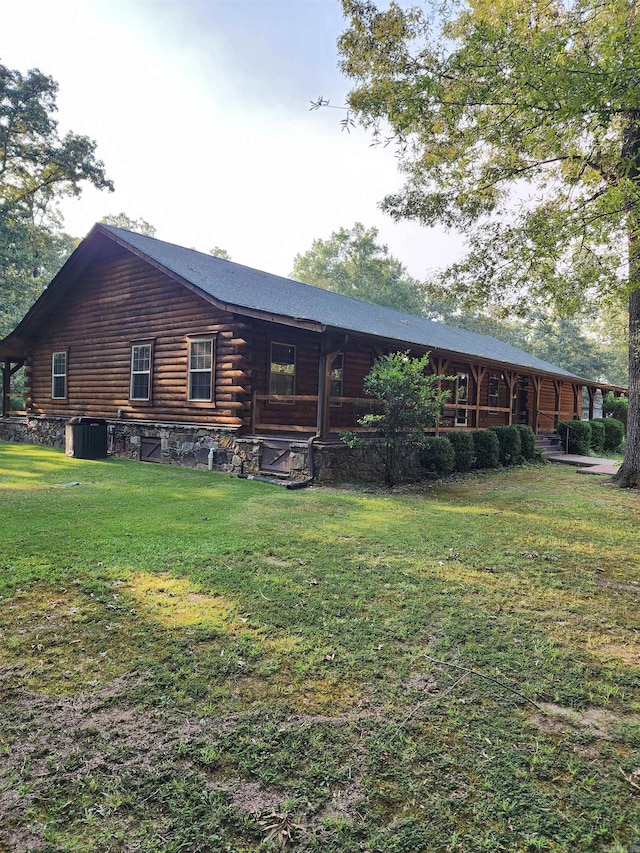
[0,224,624,481]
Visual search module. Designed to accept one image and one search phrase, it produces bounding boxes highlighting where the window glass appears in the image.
[52,352,67,399]
[455,372,468,426]
[188,339,213,401]
[269,343,296,398]
[488,376,499,412]
[130,344,152,400]
[330,353,344,405]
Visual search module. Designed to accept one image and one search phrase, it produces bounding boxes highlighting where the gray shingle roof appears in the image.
[102,224,580,379]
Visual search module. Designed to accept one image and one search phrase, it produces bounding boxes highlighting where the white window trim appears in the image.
[51,351,67,399]
[488,375,500,414]
[187,336,214,402]
[130,343,153,402]
[455,372,469,427]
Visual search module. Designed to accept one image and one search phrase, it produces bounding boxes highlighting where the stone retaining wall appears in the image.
[0,416,415,485]
[0,416,263,477]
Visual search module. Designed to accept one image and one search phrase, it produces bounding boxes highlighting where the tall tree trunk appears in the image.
[613,115,640,487]
[614,287,640,487]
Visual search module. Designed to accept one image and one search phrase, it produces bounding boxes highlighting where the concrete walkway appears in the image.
[549,453,621,476]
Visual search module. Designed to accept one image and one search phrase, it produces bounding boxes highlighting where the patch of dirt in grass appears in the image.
[0,674,372,851]
[596,577,640,594]
[222,779,287,813]
[529,702,640,742]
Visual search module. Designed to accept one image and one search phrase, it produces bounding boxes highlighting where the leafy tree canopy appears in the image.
[339,0,640,485]
[0,63,112,337]
[100,213,155,237]
[292,222,425,315]
[209,246,232,260]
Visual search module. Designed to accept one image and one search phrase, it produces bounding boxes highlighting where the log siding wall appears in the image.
[19,243,589,438]
[27,252,251,427]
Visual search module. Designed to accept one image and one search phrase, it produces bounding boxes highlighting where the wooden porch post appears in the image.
[317,338,345,440]
[2,360,10,417]
[572,384,579,421]
[553,379,563,427]
[505,371,517,426]
[434,357,450,436]
[470,364,486,429]
[531,375,542,433]
[587,386,595,421]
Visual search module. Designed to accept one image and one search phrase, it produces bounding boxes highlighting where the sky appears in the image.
[3,0,462,280]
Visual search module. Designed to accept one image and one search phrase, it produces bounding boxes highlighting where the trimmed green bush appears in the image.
[418,437,455,476]
[592,417,625,452]
[588,419,605,453]
[515,424,537,461]
[557,420,591,454]
[489,425,522,465]
[603,392,628,427]
[471,429,500,469]
[446,431,475,472]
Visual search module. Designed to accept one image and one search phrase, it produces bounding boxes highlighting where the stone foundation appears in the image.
[0,416,413,485]
[0,416,262,477]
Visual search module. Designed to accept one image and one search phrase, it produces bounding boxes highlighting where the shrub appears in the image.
[471,429,500,469]
[489,425,522,465]
[588,419,605,453]
[603,392,628,427]
[592,417,625,452]
[446,431,475,472]
[515,424,537,461]
[557,420,591,455]
[418,437,455,476]
[357,351,450,486]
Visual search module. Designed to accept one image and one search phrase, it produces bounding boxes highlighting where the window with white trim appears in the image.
[269,342,296,401]
[52,351,67,399]
[188,338,214,401]
[455,372,469,426]
[130,344,152,401]
[488,375,500,413]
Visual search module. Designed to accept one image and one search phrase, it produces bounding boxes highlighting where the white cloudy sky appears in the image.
[4,0,461,279]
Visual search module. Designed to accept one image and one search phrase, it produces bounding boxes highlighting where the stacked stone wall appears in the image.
[1,417,419,485]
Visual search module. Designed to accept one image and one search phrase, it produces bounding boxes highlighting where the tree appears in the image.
[338,0,640,486]
[347,351,449,485]
[292,222,425,314]
[210,246,232,260]
[101,213,155,237]
[1,63,112,336]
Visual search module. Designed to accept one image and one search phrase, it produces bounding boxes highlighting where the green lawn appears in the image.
[0,441,639,853]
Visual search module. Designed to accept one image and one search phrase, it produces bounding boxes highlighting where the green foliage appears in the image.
[470,429,500,469]
[292,222,425,315]
[603,393,628,428]
[209,246,232,260]
[417,436,455,476]
[515,425,537,462]
[489,426,523,466]
[358,351,449,485]
[558,420,592,455]
[445,430,475,472]
[425,298,629,387]
[589,419,606,453]
[100,212,155,236]
[339,0,639,315]
[338,0,640,485]
[0,62,112,337]
[592,417,626,453]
